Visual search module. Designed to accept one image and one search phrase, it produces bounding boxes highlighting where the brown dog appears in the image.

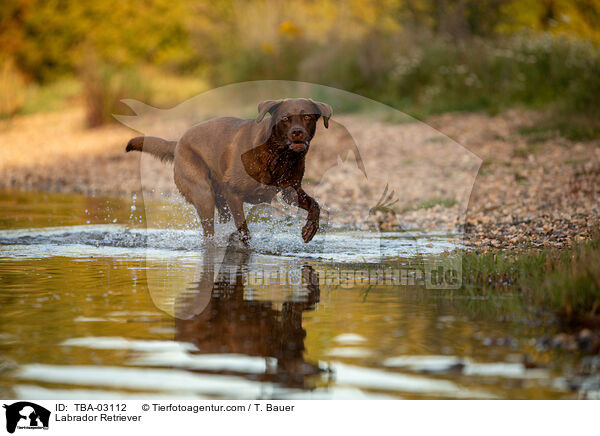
[126,98,332,243]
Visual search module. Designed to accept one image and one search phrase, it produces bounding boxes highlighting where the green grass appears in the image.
[462,236,600,328]
[402,197,457,212]
[425,136,450,144]
[0,58,26,117]
[520,112,600,142]
[370,204,399,214]
[140,68,208,108]
[20,78,82,115]
[14,68,208,122]
[513,171,528,184]
[512,143,541,158]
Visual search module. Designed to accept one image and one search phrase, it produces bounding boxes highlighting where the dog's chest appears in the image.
[267,151,304,186]
[243,182,278,204]
[240,147,302,188]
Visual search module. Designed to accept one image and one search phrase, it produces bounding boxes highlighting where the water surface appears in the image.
[0,190,582,399]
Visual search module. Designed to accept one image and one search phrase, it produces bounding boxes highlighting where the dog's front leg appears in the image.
[283,187,320,243]
[225,191,250,244]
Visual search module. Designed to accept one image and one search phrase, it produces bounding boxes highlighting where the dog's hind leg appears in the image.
[213,186,232,224]
[192,188,215,240]
[174,157,215,241]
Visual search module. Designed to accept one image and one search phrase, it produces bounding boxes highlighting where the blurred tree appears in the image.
[401,0,512,38]
[1,0,195,82]
[0,0,35,62]
[1,0,600,85]
[500,0,600,42]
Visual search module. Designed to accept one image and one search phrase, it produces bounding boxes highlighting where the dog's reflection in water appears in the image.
[174,238,322,389]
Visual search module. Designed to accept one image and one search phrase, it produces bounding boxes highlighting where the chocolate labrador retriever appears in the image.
[126,98,331,243]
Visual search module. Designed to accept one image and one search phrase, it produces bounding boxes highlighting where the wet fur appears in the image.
[125,98,331,243]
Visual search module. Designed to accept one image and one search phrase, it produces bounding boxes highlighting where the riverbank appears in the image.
[0,105,598,250]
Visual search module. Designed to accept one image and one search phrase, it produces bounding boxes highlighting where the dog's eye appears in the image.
[281,116,289,122]
[304,115,311,120]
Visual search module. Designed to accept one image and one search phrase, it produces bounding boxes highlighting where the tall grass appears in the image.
[20,78,81,115]
[80,55,152,127]
[0,58,26,118]
[463,236,600,327]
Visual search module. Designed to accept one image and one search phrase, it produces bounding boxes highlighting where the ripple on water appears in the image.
[0,224,459,262]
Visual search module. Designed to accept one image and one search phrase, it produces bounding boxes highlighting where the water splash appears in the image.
[0,224,457,261]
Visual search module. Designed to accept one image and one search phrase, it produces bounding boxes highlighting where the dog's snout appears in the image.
[291,128,305,139]
[288,125,308,152]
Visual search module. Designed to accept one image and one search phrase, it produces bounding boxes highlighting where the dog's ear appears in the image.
[256,99,284,123]
[254,99,284,145]
[309,99,333,128]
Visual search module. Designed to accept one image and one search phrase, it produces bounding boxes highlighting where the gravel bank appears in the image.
[1,106,598,250]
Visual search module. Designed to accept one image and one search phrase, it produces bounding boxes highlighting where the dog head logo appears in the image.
[3,402,50,434]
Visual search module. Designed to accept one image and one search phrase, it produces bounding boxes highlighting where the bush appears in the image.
[0,58,26,118]
[80,55,152,127]
[295,32,600,120]
[210,30,600,118]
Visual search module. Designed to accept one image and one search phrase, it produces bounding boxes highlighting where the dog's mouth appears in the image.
[287,139,309,152]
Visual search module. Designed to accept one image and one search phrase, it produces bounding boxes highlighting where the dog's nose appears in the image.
[291,128,304,139]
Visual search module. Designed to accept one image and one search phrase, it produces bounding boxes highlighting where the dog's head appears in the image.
[255,98,332,153]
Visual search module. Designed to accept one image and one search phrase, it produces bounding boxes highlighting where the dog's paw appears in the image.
[239,233,251,246]
[228,231,250,247]
[302,220,318,243]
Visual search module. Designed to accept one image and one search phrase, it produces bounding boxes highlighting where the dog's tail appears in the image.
[126,136,177,162]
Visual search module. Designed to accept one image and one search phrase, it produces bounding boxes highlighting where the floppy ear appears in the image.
[309,99,333,128]
[256,99,284,123]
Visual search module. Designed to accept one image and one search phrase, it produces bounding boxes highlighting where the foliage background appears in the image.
[1,0,600,134]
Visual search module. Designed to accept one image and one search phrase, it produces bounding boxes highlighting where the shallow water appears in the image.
[0,190,583,399]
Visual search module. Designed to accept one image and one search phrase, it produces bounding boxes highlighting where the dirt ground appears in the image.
[1,105,598,250]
